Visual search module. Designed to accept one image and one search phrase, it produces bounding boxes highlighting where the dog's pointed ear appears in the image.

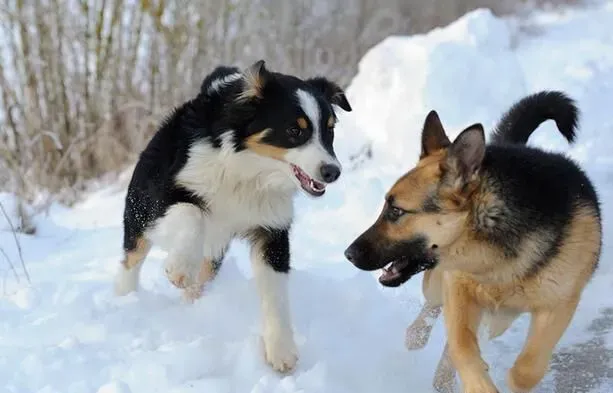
[421,110,450,158]
[239,60,270,100]
[306,77,352,112]
[446,123,486,179]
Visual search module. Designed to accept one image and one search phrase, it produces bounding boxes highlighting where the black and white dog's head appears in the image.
[201,60,352,197]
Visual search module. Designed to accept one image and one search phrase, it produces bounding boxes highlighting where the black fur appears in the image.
[490,91,578,145]
[474,144,600,275]
[484,90,598,274]
[304,77,353,112]
[122,61,350,255]
[245,72,340,154]
[249,227,291,273]
[345,90,601,286]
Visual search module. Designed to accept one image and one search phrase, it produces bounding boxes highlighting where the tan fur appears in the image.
[183,258,218,302]
[297,117,308,129]
[122,237,150,270]
[327,115,335,128]
[244,129,288,161]
[167,257,218,302]
[238,67,265,100]
[382,145,599,392]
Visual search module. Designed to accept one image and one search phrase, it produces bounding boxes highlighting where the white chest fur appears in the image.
[165,136,297,259]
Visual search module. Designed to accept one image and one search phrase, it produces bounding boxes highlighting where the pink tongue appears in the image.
[312,180,325,190]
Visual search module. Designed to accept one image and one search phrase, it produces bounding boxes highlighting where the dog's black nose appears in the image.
[344,246,361,263]
[320,164,341,183]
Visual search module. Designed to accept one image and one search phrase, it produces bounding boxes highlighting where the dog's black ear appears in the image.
[238,60,271,100]
[306,77,352,112]
[446,123,485,179]
[421,110,450,158]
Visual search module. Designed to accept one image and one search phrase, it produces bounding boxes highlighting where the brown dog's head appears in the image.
[344,110,486,287]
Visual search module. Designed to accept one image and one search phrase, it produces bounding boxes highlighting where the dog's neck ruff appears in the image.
[175,130,297,231]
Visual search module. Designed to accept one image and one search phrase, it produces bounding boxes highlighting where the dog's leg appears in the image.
[157,203,206,290]
[115,236,151,295]
[443,274,498,393]
[406,302,442,350]
[433,341,457,393]
[407,268,444,350]
[182,255,224,302]
[249,227,297,373]
[507,299,579,393]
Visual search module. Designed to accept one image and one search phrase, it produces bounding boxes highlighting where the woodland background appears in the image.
[0,0,578,231]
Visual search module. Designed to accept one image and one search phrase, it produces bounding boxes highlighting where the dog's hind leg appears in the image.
[507,299,579,393]
[115,236,151,295]
[433,342,457,393]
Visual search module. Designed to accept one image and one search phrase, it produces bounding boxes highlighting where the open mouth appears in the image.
[291,164,326,197]
[379,260,407,287]
[378,249,438,287]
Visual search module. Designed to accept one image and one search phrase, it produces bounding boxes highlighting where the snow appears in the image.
[2,2,613,392]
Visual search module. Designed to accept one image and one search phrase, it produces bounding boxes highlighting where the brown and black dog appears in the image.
[344,91,602,393]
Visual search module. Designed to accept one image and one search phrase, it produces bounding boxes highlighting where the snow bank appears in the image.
[2,3,613,393]
[337,9,526,168]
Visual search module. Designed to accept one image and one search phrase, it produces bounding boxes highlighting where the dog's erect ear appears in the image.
[446,123,485,180]
[306,77,352,112]
[239,60,271,100]
[421,110,450,158]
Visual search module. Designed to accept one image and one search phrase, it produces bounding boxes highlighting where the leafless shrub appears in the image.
[0,0,585,220]
[0,201,31,294]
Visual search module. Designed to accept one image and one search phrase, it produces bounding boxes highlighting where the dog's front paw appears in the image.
[460,372,499,393]
[261,331,298,373]
[506,359,547,393]
[405,318,434,350]
[181,283,205,303]
[433,352,457,393]
[164,258,196,289]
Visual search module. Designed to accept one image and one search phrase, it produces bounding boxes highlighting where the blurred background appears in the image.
[0,0,578,225]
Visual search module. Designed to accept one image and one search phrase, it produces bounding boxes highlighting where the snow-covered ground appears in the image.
[2,2,613,392]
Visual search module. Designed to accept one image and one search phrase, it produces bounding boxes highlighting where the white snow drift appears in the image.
[2,3,613,393]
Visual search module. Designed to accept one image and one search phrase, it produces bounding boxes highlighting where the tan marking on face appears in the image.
[369,150,468,248]
[297,117,308,129]
[327,115,335,128]
[245,128,288,161]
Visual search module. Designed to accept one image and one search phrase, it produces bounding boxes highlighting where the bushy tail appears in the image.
[490,91,579,146]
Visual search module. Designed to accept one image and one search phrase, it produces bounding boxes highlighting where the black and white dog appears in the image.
[114,60,351,372]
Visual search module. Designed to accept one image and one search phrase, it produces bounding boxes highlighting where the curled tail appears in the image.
[490,91,579,146]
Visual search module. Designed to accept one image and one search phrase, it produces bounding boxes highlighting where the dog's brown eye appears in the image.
[287,127,303,138]
[386,206,405,221]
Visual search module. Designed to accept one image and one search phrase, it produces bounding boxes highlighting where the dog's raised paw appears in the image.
[166,271,189,288]
[433,378,457,393]
[164,261,196,290]
[405,320,433,350]
[181,284,205,303]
